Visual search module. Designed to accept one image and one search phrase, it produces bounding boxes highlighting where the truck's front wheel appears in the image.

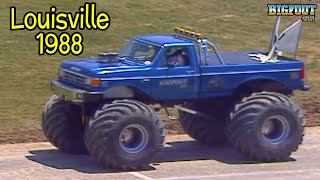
[85,99,165,170]
[227,92,305,161]
[42,95,87,154]
[178,103,228,146]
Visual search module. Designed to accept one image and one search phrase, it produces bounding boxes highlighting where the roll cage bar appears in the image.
[173,29,225,65]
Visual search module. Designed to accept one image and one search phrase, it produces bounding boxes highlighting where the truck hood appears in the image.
[60,57,150,77]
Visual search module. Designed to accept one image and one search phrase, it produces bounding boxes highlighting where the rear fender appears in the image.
[234,75,291,95]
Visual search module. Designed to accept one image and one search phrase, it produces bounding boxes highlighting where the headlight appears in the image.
[85,78,101,87]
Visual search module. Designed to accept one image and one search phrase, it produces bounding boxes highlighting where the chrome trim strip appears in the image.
[98,68,150,75]
[101,69,300,81]
[201,69,300,76]
[101,74,200,81]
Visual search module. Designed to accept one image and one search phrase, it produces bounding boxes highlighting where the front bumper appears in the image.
[51,80,103,103]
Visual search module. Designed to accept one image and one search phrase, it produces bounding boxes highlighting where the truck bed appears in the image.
[206,51,295,65]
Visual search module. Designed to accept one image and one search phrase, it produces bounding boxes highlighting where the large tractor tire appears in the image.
[178,102,228,146]
[227,92,305,161]
[85,99,165,170]
[42,95,87,154]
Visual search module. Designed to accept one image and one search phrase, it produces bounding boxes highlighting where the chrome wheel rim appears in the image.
[261,115,290,144]
[119,124,149,153]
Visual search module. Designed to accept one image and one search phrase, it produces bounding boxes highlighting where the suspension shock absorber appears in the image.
[81,103,89,124]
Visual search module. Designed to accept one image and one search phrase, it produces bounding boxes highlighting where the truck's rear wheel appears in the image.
[227,92,305,161]
[85,99,165,170]
[178,103,228,146]
[42,95,87,154]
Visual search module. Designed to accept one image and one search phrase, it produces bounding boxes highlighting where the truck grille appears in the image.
[61,70,87,87]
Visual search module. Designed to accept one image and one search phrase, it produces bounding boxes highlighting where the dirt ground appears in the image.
[0,116,184,145]
[0,106,318,145]
[293,97,320,126]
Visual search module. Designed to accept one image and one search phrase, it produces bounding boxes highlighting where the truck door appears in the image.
[153,46,199,100]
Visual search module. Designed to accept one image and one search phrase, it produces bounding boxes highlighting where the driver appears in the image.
[166,48,186,66]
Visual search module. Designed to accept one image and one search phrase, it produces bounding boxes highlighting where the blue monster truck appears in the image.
[42,17,309,170]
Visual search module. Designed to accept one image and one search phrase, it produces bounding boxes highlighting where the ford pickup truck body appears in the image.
[54,34,308,103]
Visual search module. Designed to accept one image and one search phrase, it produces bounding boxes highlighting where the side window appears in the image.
[165,47,191,67]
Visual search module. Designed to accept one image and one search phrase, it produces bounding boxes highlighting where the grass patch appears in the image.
[0,0,319,138]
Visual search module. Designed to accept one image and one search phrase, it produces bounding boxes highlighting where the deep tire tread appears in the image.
[42,95,87,154]
[227,91,305,161]
[85,99,165,170]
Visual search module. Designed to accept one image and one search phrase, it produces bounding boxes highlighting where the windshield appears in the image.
[118,40,161,65]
